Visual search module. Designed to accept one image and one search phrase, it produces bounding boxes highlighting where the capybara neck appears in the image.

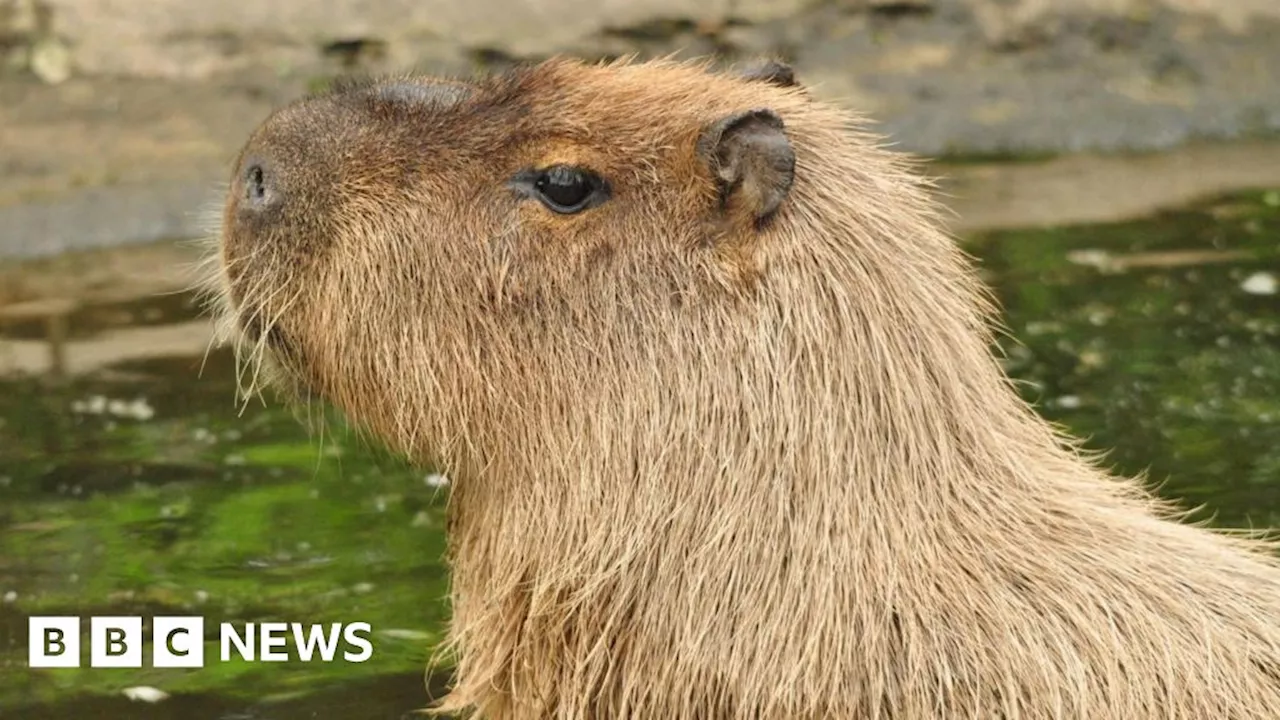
[212,58,1280,719]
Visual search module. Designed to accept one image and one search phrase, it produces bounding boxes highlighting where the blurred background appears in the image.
[0,0,1278,718]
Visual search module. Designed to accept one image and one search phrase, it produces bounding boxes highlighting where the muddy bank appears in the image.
[0,0,1277,259]
[7,0,1277,157]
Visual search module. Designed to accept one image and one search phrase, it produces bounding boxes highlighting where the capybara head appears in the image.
[214,58,989,476]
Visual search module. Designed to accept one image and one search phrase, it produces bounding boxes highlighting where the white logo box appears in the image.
[29,616,205,668]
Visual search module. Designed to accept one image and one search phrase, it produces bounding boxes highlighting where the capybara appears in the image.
[207,58,1280,719]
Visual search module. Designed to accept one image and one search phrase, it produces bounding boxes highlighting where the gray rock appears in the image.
[728,0,821,23]
[53,0,735,79]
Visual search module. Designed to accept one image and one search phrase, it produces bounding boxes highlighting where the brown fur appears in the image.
[204,58,1280,719]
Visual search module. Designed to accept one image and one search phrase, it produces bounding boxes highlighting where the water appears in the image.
[975,189,1280,527]
[0,332,454,716]
[1,189,1277,718]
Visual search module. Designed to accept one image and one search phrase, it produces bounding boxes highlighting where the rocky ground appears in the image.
[0,0,1278,259]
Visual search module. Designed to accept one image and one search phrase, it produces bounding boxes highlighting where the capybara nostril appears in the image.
[239,158,278,210]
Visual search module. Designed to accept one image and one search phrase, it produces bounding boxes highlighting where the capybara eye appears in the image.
[531,165,605,214]
[509,165,609,214]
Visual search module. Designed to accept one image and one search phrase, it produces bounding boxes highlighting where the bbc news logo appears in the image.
[29,616,373,668]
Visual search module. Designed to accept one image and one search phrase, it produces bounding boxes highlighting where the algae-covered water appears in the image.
[1,190,1277,719]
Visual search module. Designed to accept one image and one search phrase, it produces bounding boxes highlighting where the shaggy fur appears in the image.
[205,58,1280,719]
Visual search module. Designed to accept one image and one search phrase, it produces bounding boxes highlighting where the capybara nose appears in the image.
[237,156,280,212]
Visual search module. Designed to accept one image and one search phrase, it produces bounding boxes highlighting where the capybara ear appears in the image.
[738,60,798,88]
[697,108,796,223]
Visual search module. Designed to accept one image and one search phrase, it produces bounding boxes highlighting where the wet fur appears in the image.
[206,58,1280,719]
